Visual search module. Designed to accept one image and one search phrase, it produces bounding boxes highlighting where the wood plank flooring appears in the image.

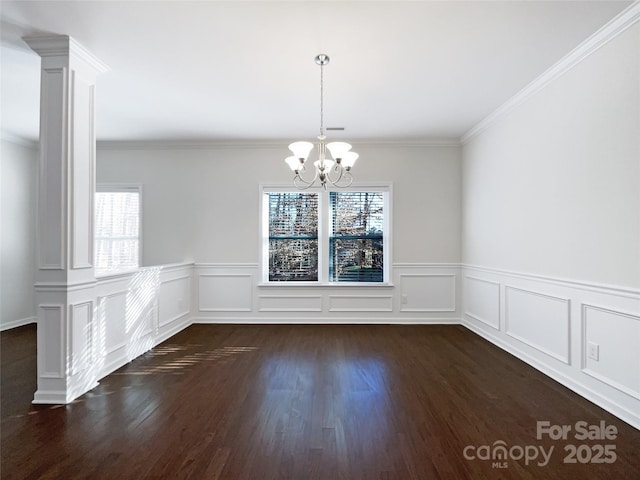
[2,323,639,479]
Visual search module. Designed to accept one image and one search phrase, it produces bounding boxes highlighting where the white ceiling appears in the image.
[0,0,632,143]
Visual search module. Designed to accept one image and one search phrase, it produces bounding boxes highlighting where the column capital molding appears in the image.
[24,34,110,74]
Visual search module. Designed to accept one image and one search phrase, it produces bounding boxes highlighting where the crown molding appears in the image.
[96,137,461,151]
[23,34,110,74]
[96,139,285,150]
[461,0,640,144]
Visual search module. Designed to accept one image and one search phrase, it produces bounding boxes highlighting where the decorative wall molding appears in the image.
[258,295,323,312]
[504,285,571,364]
[91,264,193,381]
[462,264,640,430]
[198,273,253,312]
[464,275,500,329]
[399,274,456,312]
[328,295,394,312]
[195,263,461,322]
[70,72,96,270]
[69,301,93,376]
[38,305,65,379]
[158,275,191,327]
[581,303,640,401]
[461,1,640,143]
[37,67,67,271]
[18,259,640,429]
[462,263,640,298]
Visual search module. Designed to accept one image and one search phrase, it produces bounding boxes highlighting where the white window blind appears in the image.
[95,188,140,274]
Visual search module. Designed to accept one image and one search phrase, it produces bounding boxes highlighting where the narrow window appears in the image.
[95,186,141,275]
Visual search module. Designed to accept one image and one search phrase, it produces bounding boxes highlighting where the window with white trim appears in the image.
[262,186,390,283]
[95,185,141,275]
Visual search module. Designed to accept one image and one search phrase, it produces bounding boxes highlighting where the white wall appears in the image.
[461,13,640,429]
[462,21,640,290]
[97,143,463,324]
[1,138,37,330]
[97,142,462,266]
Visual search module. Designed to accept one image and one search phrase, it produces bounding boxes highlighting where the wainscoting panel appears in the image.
[329,295,393,312]
[39,305,65,379]
[399,274,456,312]
[258,295,323,312]
[198,274,253,312]
[582,304,640,400]
[159,275,191,327]
[69,301,93,376]
[462,264,640,430]
[70,73,95,270]
[100,292,127,356]
[463,276,500,329]
[27,261,640,428]
[38,68,65,270]
[95,263,193,380]
[194,263,461,323]
[504,286,570,364]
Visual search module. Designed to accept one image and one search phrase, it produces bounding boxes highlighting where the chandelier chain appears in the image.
[319,60,324,138]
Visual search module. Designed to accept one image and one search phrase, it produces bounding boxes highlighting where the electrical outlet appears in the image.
[587,342,599,361]
[401,294,408,304]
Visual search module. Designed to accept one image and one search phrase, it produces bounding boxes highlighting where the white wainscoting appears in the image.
[258,295,323,312]
[39,304,65,379]
[94,263,193,380]
[198,273,253,312]
[464,275,500,329]
[399,274,456,312]
[193,263,461,324]
[462,265,640,430]
[21,260,640,429]
[582,304,640,401]
[69,301,94,376]
[504,286,571,364]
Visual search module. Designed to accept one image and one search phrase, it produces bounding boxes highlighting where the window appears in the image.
[330,192,384,282]
[95,185,141,275]
[268,192,319,281]
[262,186,390,283]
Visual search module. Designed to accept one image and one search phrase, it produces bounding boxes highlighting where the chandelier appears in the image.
[285,54,358,189]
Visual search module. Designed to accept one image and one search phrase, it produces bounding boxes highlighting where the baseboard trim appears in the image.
[191,316,461,325]
[461,319,640,431]
[1,316,37,331]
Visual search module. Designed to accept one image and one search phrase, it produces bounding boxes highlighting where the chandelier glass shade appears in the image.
[285,54,358,189]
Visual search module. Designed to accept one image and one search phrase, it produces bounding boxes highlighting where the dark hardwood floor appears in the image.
[1,323,639,479]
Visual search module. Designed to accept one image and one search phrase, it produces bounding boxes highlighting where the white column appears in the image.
[25,35,109,404]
